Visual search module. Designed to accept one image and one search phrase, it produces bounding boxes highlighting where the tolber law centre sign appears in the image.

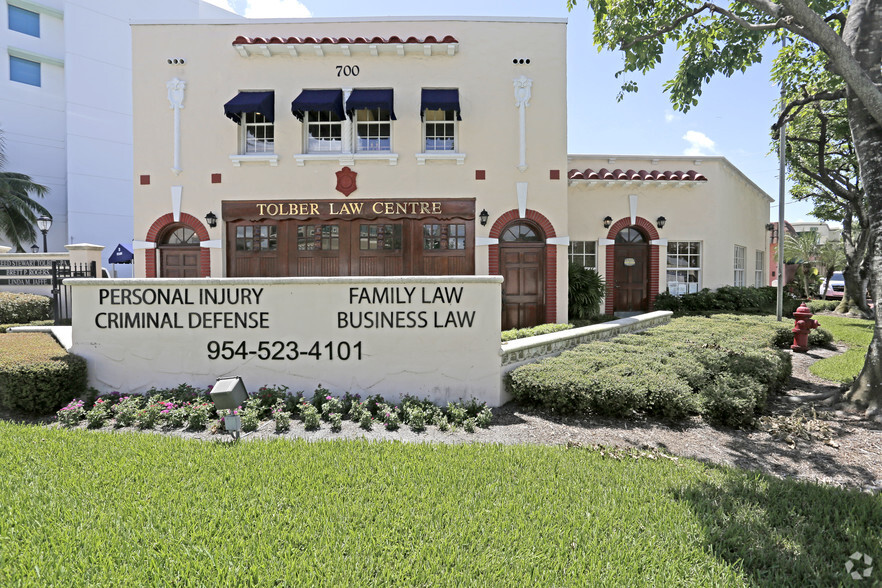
[69,276,504,406]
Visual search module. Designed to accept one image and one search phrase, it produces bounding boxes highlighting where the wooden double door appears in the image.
[227,217,474,278]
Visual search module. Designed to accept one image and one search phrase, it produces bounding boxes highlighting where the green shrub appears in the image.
[568,263,605,319]
[0,292,51,324]
[0,333,86,414]
[501,323,573,343]
[509,314,793,427]
[807,299,838,313]
[654,286,802,316]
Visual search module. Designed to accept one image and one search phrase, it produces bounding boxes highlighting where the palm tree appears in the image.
[817,241,847,300]
[0,128,50,251]
[780,231,821,298]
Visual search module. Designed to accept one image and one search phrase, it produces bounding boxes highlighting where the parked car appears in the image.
[819,271,845,299]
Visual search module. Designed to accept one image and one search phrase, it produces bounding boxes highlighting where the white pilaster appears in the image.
[167,78,186,175]
[513,76,532,172]
[517,182,528,218]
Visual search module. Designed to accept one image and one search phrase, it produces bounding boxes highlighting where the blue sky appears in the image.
[205,0,816,224]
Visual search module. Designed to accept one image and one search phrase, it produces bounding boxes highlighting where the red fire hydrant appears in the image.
[791,303,820,353]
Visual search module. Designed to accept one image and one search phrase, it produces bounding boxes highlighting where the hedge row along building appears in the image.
[131,17,771,329]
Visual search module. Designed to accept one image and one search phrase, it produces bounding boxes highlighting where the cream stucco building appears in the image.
[130,17,770,328]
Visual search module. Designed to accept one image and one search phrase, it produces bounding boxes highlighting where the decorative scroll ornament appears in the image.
[335,166,357,196]
[513,76,532,172]
[167,78,186,175]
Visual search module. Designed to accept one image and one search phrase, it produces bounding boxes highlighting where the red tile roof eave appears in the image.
[232,35,458,46]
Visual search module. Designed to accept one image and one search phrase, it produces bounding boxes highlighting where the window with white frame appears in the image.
[354,107,391,152]
[734,245,746,287]
[666,241,701,295]
[305,110,342,153]
[424,109,456,151]
[568,241,597,270]
[8,5,39,37]
[242,112,274,154]
[755,250,764,287]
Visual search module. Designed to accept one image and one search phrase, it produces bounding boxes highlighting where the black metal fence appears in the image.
[51,260,96,325]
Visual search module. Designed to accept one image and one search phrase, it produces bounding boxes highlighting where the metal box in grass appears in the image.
[210,376,248,410]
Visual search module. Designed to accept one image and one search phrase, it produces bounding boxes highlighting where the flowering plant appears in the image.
[57,399,85,427]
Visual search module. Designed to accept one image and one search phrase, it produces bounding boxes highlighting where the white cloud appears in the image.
[682,130,717,156]
[664,110,679,123]
[242,0,311,18]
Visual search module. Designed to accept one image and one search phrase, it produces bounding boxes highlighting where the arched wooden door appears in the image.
[613,226,649,312]
[499,221,545,330]
[159,225,200,278]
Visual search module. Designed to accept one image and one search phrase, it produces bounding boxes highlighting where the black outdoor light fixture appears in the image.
[479,209,489,226]
[205,211,218,228]
[30,244,39,254]
[36,215,52,252]
[656,216,667,229]
[603,215,613,229]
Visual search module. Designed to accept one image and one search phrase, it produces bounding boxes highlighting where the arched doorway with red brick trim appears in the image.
[144,213,211,278]
[488,209,558,329]
[604,217,660,315]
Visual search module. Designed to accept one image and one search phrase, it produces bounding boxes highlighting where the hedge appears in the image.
[0,292,52,324]
[508,314,797,427]
[0,333,86,414]
[654,286,803,316]
[501,323,573,343]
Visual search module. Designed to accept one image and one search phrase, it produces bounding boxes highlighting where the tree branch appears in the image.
[620,2,783,50]
[771,88,846,131]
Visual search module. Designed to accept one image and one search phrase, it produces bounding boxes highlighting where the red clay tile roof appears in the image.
[232,35,458,46]
[567,168,707,182]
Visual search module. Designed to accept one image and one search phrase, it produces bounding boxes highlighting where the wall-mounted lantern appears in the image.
[656,216,667,229]
[205,211,218,228]
[479,209,489,226]
[603,216,613,229]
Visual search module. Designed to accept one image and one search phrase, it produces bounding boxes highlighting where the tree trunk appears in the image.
[836,212,874,316]
[841,1,882,413]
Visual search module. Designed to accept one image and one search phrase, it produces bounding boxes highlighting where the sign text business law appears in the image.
[69,277,505,406]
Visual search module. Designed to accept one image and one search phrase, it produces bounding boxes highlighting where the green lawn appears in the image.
[0,423,879,586]
[811,315,875,383]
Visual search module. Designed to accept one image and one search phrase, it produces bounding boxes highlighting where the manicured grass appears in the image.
[1,423,879,586]
[811,315,874,383]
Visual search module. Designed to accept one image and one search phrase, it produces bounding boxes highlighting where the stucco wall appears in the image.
[130,18,569,322]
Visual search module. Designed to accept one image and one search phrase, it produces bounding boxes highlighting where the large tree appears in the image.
[0,129,50,252]
[572,0,882,413]
[771,36,873,315]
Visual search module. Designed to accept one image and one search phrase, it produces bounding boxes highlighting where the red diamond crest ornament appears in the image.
[335,166,357,197]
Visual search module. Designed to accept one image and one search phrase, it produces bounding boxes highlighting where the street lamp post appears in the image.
[36,215,52,253]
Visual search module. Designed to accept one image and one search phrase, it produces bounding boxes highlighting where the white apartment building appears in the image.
[1,0,237,273]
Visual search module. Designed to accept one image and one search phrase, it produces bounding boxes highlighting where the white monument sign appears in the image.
[69,276,504,406]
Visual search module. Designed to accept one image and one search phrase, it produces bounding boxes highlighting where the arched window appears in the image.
[500,222,543,243]
[615,227,646,243]
[162,226,199,245]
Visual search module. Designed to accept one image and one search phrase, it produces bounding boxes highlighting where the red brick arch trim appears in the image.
[604,216,660,314]
[488,209,558,324]
[144,213,211,278]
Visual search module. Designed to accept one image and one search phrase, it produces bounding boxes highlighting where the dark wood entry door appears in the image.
[613,243,649,311]
[160,246,199,277]
[500,244,545,330]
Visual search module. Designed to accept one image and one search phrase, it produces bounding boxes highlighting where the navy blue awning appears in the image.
[345,89,396,120]
[291,89,344,122]
[108,243,133,264]
[421,89,461,120]
[223,91,275,124]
